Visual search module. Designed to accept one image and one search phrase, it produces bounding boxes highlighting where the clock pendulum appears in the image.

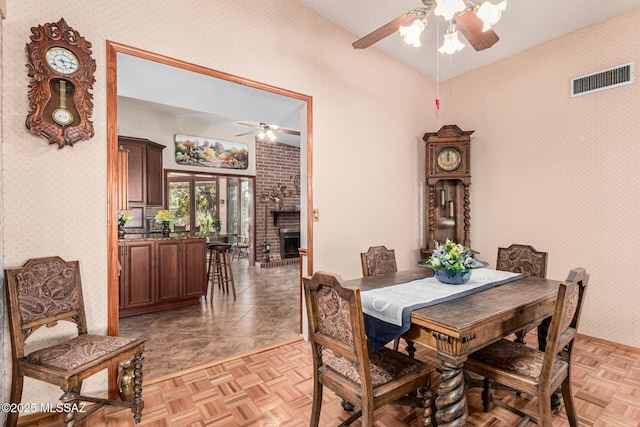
[52,79,74,126]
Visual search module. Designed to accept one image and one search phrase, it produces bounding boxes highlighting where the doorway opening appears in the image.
[107,41,313,385]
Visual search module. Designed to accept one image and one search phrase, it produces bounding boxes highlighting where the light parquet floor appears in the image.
[21,333,640,426]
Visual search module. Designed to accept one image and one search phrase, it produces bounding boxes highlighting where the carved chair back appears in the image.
[6,256,88,359]
[496,244,548,278]
[361,246,397,277]
[540,268,589,384]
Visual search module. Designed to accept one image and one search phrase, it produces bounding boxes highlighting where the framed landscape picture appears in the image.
[174,134,249,169]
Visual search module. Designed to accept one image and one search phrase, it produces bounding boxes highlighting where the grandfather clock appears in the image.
[421,125,474,258]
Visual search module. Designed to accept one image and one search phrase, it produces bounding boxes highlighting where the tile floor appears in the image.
[118,259,302,381]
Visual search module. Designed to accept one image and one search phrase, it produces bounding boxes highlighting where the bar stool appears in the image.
[206,243,236,300]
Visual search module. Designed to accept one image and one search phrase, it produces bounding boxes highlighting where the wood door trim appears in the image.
[106,40,313,394]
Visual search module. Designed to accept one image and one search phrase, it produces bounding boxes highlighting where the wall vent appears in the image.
[571,62,634,97]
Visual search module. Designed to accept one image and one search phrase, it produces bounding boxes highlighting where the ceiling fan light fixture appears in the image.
[476,0,507,32]
[265,129,277,142]
[399,18,426,47]
[438,25,465,54]
[434,0,466,21]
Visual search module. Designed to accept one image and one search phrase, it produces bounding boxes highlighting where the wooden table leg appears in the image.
[435,359,468,426]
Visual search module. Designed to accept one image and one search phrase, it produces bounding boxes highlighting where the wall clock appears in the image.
[25,18,96,149]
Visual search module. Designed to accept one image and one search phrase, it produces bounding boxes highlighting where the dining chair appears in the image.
[360,245,408,353]
[303,271,436,427]
[360,245,398,277]
[464,267,589,427]
[232,234,250,261]
[496,244,548,344]
[4,256,146,427]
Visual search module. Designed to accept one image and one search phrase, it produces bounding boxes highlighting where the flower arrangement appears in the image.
[155,209,175,224]
[117,210,133,226]
[427,239,479,271]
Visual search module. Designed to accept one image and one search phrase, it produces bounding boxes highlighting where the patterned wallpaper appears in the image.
[4,0,638,413]
[0,16,5,421]
[439,8,640,348]
[1,0,434,408]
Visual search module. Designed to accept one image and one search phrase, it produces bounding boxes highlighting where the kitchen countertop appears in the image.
[118,232,236,242]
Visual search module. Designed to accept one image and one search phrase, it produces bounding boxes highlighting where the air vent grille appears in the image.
[571,62,634,97]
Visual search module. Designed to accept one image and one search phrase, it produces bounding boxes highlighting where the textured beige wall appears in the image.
[440,8,640,348]
[2,0,435,407]
[6,0,638,412]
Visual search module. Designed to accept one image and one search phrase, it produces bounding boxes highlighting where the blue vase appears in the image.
[433,268,471,285]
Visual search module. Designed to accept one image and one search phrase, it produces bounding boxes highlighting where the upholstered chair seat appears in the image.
[25,334,140,371]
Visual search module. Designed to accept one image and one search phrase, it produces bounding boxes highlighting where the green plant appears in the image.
[427,239,479,271]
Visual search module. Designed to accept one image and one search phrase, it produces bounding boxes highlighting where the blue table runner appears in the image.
[361,269,526,351]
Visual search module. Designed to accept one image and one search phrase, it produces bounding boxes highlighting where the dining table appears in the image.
[345,267,562,426]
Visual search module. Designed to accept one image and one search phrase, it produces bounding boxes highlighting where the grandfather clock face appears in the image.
[25,18,96,149]
[427,141,470,178]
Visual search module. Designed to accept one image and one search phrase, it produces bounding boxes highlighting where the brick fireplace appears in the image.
[255,141,300,264]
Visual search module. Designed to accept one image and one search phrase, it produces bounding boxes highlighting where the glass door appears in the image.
[167,172,218,232]
[227,177,253,258]
[194,179,219,232]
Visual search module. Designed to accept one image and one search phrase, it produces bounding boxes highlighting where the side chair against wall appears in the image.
[303,271,436,427]
[496,244,549,344]
[4,256,146,427]
[359,246,407,352]
[464,267,589,427]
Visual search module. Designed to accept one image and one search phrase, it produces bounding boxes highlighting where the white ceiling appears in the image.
[118,1,640,146]
[117,53,306,146]
[297,0,640,82]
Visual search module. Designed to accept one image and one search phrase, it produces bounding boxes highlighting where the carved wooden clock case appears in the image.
[25,18,95,148]
[422,125,474,258]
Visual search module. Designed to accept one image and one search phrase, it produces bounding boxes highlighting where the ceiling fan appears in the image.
[236,121,300,143]
[352,0,506,54]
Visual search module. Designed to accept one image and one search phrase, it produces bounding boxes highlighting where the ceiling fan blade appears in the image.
[278,128,300,136]
[237,121,260,128]
[352,11,420,49]
[236,130,258,137]
[456,10,499,51]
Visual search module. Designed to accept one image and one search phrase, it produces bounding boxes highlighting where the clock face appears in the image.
[52,108,73,126]
[437,147,462,171]
[46,47,79,74]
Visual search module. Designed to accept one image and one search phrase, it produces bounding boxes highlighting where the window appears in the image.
[166,172,219,232]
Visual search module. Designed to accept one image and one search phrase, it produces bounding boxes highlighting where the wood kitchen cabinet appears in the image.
[118,136,165,208]
[119,240,155,310]
[156,239,182,303]
[183,238,207,297]
[119,237,207,316]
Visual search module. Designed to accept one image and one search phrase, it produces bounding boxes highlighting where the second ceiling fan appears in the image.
[236,121,300,143]
[352,0,507,54]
